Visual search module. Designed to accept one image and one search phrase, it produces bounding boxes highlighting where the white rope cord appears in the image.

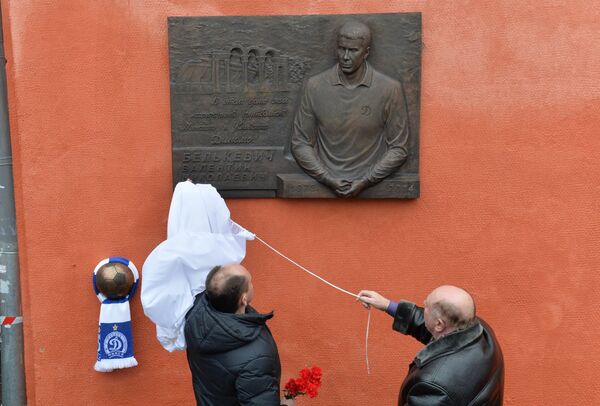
[254,234,371,374]
[254,235,359,298]
[365,308,371,374]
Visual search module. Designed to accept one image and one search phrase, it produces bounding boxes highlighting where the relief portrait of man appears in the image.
[291,21,410,197]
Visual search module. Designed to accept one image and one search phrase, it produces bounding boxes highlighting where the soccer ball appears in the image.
[96,262,134,299]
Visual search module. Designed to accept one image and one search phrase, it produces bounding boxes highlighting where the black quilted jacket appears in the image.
[184,292,281,406]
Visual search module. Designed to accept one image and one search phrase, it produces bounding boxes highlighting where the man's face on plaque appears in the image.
[337,37,369,75]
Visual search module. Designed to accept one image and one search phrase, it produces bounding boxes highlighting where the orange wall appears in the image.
[3,1,600,405]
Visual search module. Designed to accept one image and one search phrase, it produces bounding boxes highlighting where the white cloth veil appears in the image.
[141,181,254,351]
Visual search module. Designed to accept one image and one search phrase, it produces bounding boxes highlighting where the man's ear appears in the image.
[365,46,370,59]
[240,293,248,307]
[435,318,446,333]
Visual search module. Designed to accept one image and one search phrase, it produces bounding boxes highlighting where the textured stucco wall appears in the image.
[3,1,600,404]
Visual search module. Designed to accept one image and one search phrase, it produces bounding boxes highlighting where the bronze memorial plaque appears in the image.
[169,13,421,198]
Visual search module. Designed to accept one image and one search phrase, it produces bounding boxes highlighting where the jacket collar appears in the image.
[328,62,373,88]
[187,292,274,354]
[414,320,483,368]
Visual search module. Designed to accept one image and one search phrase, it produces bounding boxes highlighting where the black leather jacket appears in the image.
[184,292,281,406]
[393,301,504,406]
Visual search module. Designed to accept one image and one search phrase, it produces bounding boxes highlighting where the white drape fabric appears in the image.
[141,181,254,351]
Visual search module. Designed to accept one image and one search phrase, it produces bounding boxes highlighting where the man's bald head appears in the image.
[338,21,372,48]
[425,285,476,336]
[205,264,252,313]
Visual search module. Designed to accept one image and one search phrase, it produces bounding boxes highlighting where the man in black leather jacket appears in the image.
[184,264,283,406]
[358,285,504,406]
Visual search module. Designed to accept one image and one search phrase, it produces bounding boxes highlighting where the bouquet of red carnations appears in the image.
[283,365,323,400]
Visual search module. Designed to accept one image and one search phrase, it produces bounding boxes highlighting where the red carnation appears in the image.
[309,365,322,383]
[306,382,319,398]
[284,378,300,398]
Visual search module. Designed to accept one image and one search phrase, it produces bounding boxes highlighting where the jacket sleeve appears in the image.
[235,355,281,406]
[404,382,454,406]
[392,300,432,345]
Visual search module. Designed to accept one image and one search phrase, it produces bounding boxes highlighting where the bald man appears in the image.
[358,286,504,406]
[291,20,410,197]
[184,264,284,406]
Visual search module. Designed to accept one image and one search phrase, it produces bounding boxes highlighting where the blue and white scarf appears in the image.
[92,257,139,372]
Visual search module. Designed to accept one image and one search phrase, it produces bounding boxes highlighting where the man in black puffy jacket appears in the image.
[184,264,283,406]
[358,285,504,406]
